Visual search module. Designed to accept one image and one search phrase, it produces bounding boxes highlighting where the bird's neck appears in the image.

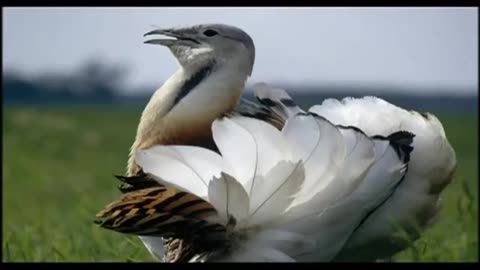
[128,61,249,176]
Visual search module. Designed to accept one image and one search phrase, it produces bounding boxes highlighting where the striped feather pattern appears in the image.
[95,185,226,242]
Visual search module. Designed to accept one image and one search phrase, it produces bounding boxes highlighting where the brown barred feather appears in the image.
[95,186,222,237]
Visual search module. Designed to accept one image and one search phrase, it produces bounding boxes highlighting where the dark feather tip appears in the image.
[280,98,297,107]
[257,97,276,107]
[114,175,128,182]
[386,130,416,163]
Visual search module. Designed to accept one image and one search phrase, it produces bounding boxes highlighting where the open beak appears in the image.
[144,28,200,47]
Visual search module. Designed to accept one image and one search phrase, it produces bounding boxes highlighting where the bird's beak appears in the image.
[144,28,200,47]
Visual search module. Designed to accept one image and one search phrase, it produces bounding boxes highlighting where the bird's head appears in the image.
[144,24,255,76]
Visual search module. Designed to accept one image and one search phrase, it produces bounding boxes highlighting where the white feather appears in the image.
[230,116,294,179]
[208,172,250,225]
[139,236,164,262]
[274,122,385,261]
[335,127,376,193]
[295,136,408,261]
[212,117,257,192]
[354,138,406,203]
[136,145,224,199]
[282,114,346,205]
[247,160,305,228]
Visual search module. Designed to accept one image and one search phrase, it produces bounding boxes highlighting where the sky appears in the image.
[2,7,478,95]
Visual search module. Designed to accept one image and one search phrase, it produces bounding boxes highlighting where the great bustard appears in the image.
[94,24,457,262]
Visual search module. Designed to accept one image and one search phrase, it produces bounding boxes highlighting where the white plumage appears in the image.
[132,83,455,262]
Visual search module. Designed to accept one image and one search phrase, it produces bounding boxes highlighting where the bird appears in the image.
[94,23,457,262]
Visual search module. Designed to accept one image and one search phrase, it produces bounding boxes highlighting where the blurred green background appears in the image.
[2,105,478,262]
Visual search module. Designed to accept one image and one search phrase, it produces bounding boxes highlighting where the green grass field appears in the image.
[2,106,478,262]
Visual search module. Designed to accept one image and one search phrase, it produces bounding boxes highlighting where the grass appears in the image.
[2,105,478,262]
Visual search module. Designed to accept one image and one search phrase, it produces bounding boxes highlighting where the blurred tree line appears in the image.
[3,59,130,105]
[2,60,477,113]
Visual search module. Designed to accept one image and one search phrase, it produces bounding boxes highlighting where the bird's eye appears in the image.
[203,29,218,37]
